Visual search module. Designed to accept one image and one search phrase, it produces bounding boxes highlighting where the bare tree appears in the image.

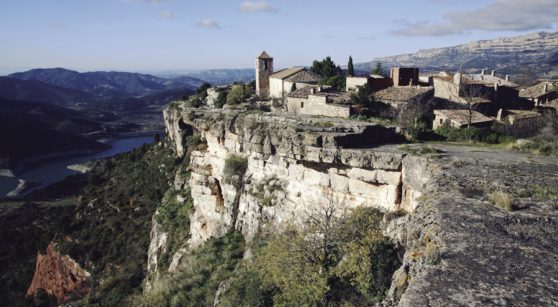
[438,73,490,138]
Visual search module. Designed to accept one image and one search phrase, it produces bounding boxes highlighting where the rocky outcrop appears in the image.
[162,107,423,253]
[157,104,558,306]
[26,242,91,304]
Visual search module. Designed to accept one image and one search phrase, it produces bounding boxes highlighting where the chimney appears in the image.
[310,88,316,94]
[543,83,548,94]
[491,70,496,77]
[505,75,510,82]
[481,69,486,75]
[497,109,503,122]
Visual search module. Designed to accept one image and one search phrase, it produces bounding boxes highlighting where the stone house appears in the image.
[433,71,520,113]
[519,81,557,106]
[346,74,392,92]
[374,86,434,110]
[433,109,494,130]
[390,67,419,86]
[286,86,351,118]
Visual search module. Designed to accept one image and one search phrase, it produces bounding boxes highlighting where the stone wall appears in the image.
[287,95,351,118]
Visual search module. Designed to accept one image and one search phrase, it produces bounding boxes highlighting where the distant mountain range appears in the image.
[0,77,97,107]
[8,68,205,97]
[161,69,255,85]
[356,31,558,77]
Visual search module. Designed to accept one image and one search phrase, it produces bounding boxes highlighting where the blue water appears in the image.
[0,136,155,198]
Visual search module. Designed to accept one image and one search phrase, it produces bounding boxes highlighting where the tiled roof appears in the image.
[374,87,433,103]
[434,109,493,126]
[284,70,321,83]
[519,82,556,99]
[270,67,305,80]
[258,51,273,59]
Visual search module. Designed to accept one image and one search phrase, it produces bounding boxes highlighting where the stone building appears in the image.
[390,67,419,87]
[256,51,274,97]
[433,109,494,130]
[433,71,520,112]
[269,67,321,99]
[374,86,434,110]
[346,74,392,92]
[255,51,322,99]
[519,81,557,106]
[286,86,351,118]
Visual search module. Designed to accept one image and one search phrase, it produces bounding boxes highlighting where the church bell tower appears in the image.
[256,51,273,97]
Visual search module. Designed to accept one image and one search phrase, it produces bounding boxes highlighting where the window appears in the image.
[263,60,268,70]
[301,101,304,108]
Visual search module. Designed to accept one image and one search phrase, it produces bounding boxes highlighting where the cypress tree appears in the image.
[348,56,354,76]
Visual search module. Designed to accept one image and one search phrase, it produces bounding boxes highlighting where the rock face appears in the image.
[383,145,558,306]
[26,242,91,304]
[357,31,558,76]
[162,107,424,252]
[156,104,558,306]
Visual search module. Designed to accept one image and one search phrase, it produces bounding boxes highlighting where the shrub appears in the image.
[488,190,513,211]
[435,126,514,144]
[224,154,248,186]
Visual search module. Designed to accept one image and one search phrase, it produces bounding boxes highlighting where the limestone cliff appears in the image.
[149,104,558,306]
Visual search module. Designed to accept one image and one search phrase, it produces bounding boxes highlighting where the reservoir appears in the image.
[0,136,155,198]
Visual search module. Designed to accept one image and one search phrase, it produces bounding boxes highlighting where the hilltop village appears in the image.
[179,51,558,145]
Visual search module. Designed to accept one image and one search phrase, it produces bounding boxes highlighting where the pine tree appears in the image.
[348,56,354,76]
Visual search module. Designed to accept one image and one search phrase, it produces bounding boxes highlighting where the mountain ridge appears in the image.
[356,31,558,77]
[9,68,205,97]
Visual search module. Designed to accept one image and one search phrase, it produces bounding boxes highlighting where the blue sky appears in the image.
[1,0,557,74]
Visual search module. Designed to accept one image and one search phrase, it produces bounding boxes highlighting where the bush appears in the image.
[435,126,514,144]
[488,190,512,211]
[224,154,248,186]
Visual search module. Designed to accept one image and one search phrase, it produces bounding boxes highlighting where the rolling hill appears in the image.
[9,68,205,97]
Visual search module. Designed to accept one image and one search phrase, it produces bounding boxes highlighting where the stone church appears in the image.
[255,51,320,99]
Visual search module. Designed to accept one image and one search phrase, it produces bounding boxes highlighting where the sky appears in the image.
[1,0,557,74]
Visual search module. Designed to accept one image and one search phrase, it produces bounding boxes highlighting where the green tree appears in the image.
[350,84,374,107]
[311,56,343,78]
[348,56,355,76]
[196,82,212,99]
[257,199,400,306]
[372,62,383,76]
[227,84,250,105]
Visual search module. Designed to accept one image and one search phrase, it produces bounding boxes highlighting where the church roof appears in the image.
[284,70,321,83]
[269,67,305,80]
[258,51,273,59]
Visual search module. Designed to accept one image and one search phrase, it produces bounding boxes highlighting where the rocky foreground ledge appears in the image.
[155,105,558,306]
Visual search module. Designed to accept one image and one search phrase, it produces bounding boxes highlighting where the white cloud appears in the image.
[392,0,558,36]
[240,1,277,13]
[159,11,174,19]
[197,19,221,29]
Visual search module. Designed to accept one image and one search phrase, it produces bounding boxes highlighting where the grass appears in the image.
[488,190,513,211]
[513,139,558,157]
[399,144,442,156]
